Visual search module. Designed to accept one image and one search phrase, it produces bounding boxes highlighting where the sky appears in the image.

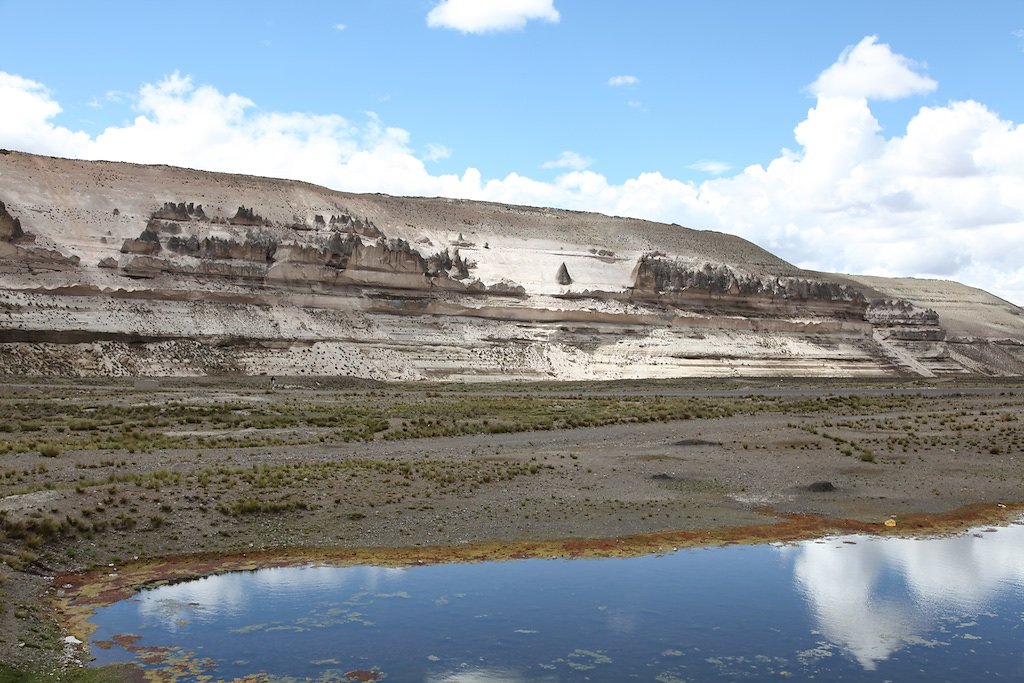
[1,0,1023,304]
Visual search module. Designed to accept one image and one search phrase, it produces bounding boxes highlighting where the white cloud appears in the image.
[0,35,1022,307]
[423,142,452,162]
[810,35,937,100]
[334,22,347,31]
[608,75,639,87]
[542,150,592,171]
[688,160,733,175]
[427,0,559,33]
[0,72,92,156]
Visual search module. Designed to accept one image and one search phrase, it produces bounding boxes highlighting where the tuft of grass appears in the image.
[216,498,312,516]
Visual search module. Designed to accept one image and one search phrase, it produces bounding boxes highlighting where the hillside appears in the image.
[1,150,1022,379]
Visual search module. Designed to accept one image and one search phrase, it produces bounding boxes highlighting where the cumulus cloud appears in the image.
[542,150,592,171]
[607,75,639,87]
[334,22,347,31]
[0,72,92,156]
[0,71,476,197]
[426,0,559,33]
[0,34,1022,306]
[810,35,937,100]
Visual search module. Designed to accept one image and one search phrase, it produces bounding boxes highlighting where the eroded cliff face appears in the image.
[0,150,1022,379]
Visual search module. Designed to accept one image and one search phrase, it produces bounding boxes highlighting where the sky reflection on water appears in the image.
[792,523,1024,670]
[87,521,1024,681]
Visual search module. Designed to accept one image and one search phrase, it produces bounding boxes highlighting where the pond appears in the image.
[85,521,1024,682]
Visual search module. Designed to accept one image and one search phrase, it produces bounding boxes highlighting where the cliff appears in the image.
[1,150,1021,379]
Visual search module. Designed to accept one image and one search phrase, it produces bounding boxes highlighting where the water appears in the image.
[86,522,1024,681]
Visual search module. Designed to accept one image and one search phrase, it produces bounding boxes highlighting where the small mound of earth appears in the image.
[806,481,836,492]
[673,439,720,447]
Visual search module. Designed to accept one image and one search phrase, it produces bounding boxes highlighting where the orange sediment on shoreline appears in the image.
[53,501,1023,645]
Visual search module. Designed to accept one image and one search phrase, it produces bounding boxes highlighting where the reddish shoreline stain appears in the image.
[52,501,1023,649]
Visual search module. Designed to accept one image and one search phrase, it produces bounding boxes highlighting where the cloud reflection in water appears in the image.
[791,523,1024,669]
[135,565,407,629]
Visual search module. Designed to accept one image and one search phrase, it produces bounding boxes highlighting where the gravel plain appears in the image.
[1,376,1023,676]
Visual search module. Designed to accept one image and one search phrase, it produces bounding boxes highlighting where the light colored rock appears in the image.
[0,151,1021,379]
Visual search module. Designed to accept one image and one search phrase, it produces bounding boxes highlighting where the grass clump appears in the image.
[216,497,312,516]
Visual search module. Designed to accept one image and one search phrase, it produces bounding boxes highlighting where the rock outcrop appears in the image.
[165,232,278,263]
[632,255,864,305]
[229,206,268,227]
[0,201,24,241]
[121,228,162,255]
[0,198,80,266]
[0,151,1021,379]
[556,262,572,286]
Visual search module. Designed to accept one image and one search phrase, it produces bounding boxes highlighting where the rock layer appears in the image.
[0,151,1022,379]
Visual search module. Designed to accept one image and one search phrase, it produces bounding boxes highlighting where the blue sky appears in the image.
[1,0,1023,303]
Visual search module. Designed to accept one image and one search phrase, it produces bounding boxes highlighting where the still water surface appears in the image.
[87,522,1024,681]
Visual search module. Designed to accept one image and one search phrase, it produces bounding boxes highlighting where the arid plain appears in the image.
[2,376,1023,676]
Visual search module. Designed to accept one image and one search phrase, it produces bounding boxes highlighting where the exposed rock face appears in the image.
[153,202,191,221]
[0,197,80,266]
[633,255,864,304]
[229,206,268,227]
[0,201,24,241]
[451,250,470,279]
[166,232,278,262]
[121,228,162,255]
[332,212,383,239]
[556,262,572,285]
[0,151,1021,379]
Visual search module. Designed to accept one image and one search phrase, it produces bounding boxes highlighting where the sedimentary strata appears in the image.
[0,151,1021,378]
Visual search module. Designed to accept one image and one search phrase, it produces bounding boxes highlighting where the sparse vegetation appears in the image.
[1,377,1022,674]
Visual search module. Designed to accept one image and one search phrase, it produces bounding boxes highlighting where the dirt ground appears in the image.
[1,376,1023,675]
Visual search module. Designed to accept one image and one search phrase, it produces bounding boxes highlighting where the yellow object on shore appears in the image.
[884,518,897,527]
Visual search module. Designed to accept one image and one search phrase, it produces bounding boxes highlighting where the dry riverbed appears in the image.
[1,376,1023,677]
